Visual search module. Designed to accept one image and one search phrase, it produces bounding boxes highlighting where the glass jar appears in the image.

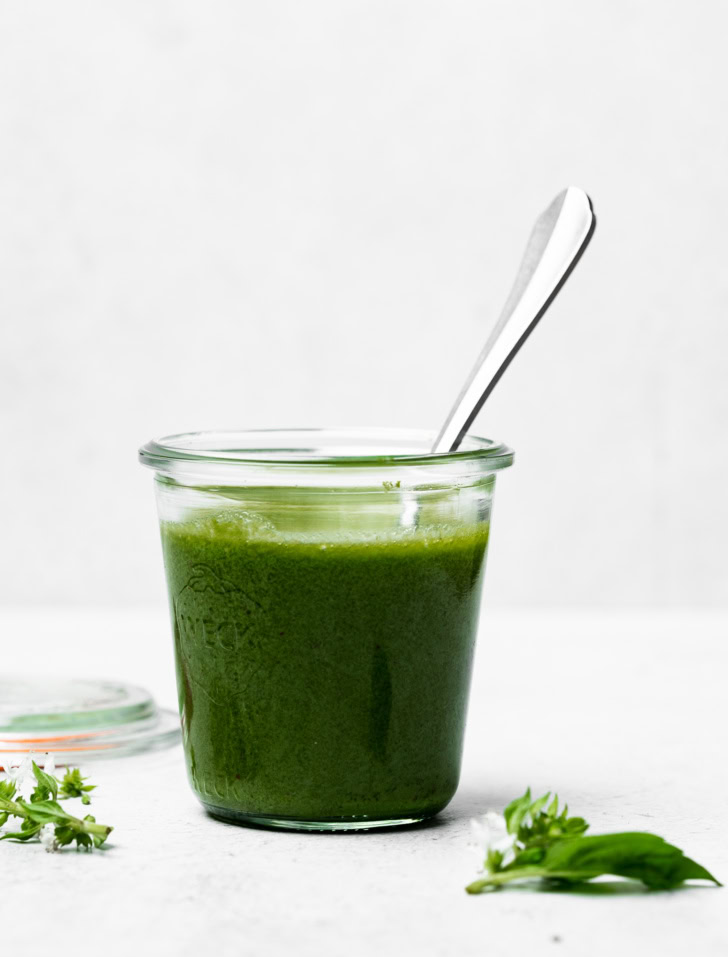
[139,428,513,831]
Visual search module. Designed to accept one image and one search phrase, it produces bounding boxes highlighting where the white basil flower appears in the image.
[6,754,34,797]
[470,810,516,869]
[39,824,57,852]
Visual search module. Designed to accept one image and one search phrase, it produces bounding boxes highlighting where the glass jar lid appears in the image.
[0,678,180,764]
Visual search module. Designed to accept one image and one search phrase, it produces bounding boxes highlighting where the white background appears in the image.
[1,0,727,609]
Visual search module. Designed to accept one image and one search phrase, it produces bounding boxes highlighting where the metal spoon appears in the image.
[432,186,596,454]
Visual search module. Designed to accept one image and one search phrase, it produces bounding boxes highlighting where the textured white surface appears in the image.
[2,607,727,955]
[1,1,728,607]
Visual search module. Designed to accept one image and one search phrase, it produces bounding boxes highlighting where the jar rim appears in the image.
[139,427,514,471]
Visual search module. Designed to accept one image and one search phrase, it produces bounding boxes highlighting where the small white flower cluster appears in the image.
[38,824,57,851]
[470,810,516,870]
[2,753,34,796]
[2,752,57,794]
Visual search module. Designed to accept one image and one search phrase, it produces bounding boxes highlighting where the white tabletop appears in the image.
[2,606,726,956]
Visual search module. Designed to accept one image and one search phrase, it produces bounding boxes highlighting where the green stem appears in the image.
[0,796,112,841]
[0,796,29,818]
[72,816,113,841]
[466,866,550,893]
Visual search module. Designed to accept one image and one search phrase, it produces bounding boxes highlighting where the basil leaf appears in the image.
[0,823,43,842]
[503,789,533,835]
[17,799,70,826]
[31,762,59,802]
[540,833,721,889]
[0,779,16,801]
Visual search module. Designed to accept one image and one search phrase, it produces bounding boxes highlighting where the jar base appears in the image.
[203,803,437,832]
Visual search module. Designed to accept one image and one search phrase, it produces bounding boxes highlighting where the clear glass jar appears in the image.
[139,428,513,831]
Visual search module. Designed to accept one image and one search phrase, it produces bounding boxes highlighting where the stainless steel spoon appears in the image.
[432,186,596,454]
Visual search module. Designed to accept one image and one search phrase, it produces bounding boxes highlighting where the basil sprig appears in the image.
[467,789,720,893]
[0,762,110,852]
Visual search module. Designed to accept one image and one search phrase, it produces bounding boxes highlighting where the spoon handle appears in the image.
[431,187,596,454]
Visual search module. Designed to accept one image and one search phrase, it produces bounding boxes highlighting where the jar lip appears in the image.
[139,427,514,471]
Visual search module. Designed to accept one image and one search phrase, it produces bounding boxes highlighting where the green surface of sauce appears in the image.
[160,510,490,827]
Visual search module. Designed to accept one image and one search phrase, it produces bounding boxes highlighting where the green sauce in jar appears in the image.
[160,511,490,829]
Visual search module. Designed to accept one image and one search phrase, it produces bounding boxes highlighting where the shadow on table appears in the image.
[538,880,649,896]
[468,879,720,896]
